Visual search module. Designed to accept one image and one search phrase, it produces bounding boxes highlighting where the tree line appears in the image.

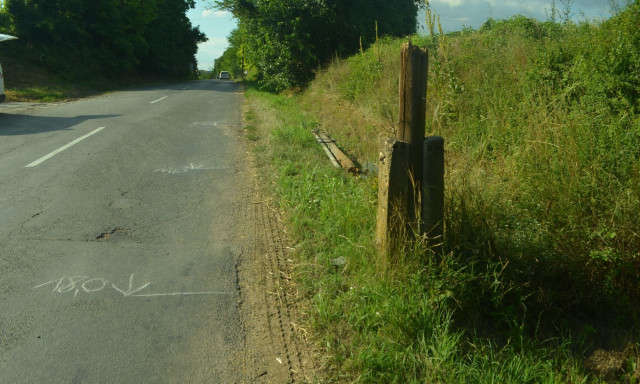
[214,0,422,90]
[0,0,206,81]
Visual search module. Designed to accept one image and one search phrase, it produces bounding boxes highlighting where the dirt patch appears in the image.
[234,128,318,383]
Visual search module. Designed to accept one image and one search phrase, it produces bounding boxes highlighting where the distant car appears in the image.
[218,71,230,80]
[0,34,18,103]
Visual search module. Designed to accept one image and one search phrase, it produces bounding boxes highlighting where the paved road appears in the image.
[0,80,248,383]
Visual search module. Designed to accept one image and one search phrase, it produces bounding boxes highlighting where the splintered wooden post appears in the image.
[422,136,445,250]
[397,41,428,226]
[376,139,410,257]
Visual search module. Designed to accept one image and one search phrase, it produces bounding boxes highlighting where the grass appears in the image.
[243,2,640,383]
[244,85,599,383]
[0,56,103,102]
[0,53,198,102]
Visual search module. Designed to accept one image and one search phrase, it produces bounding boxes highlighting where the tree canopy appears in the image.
[0,0,206,81]
[215,0,421,90]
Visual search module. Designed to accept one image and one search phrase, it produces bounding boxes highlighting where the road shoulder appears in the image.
[234,113,318,383]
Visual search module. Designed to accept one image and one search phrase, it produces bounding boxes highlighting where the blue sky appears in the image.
[187,3,235,71]
[422,0,619,32]
[188,0,622,71]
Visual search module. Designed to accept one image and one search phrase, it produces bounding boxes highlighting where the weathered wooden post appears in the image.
[422,136,444,250]
[376,41,429,257]
[397,40,428,227]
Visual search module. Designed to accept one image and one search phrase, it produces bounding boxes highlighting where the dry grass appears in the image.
[280,7,640,381]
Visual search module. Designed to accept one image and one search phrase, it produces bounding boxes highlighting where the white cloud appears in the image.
[199,37,229,49]
[435,0,465,6]
[195,37,230,67]
[202,9,231,18]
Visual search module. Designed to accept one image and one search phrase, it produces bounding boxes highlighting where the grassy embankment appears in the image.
[0,55,116,102]
[244,3,640,383]
[1,57,74,101]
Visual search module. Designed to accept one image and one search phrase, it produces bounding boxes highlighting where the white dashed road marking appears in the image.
[25,127,106,168]
[150,96,168,104]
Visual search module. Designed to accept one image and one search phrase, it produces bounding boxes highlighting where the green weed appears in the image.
[7,88,68,102]
[243,4,640,381]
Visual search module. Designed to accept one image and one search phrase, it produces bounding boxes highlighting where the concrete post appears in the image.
[375,139,410,257]
[422,136,445,250]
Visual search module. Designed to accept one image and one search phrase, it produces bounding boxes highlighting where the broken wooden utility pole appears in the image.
[318,132,359,174]
[312,130,359,174]
[376,41,429,257]
[397,40,428,227]
[312,130,340,168]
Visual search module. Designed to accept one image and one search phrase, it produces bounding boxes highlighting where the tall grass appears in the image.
[306,1,640,327]
[244,2,640,382]
[245,89,602,382]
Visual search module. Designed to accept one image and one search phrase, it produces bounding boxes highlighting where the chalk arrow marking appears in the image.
[112,273,150,297]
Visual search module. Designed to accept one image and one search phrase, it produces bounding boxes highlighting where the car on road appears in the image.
[0,34,18,103]
[218,71,230,80]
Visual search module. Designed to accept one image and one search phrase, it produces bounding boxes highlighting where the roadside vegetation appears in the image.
[0,56,101,102]
[0,0,204,100]
[244,1,640,382]
[214,0,422,90]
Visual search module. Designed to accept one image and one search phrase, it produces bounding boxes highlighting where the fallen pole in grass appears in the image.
[312,130,340,168]
[313,130,359,174]
[319,132,359,174]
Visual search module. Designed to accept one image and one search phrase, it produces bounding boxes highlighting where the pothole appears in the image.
[96,228,132,242]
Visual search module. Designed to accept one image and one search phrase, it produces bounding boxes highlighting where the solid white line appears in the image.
[25,127,106,168]
[150,96,168,104]
[182,86,191,90]
[133,291,232,297]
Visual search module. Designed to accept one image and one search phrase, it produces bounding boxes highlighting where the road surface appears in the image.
[0,80,256,383]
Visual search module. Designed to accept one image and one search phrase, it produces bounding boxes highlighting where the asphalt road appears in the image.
[0,80,248,383]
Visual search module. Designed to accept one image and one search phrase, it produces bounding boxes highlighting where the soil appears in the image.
[233,129,318,383]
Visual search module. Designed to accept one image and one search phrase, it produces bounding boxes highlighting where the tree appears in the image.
[3,0,206,80]
[141,0,206,77]
[215,0,421,90]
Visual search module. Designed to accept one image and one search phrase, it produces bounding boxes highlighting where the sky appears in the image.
[186,3,236,71]
[187,0,622,71]
[421,0,619,32]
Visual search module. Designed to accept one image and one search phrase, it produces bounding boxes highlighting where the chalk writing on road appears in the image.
[33,273,231,298]
[153,163,226,174]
